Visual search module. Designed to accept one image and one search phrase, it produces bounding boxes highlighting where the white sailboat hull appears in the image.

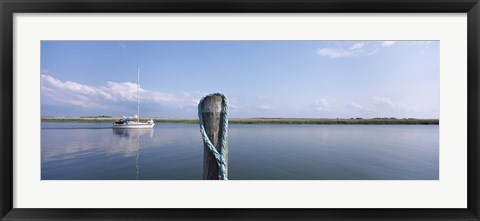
[113,122,155,129]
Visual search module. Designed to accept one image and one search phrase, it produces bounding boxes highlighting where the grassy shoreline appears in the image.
[41,117,439,125]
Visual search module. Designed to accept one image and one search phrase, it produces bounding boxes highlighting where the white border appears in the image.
[14,13,467,208]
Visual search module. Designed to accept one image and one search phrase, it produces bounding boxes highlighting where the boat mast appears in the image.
[137,66,140,123]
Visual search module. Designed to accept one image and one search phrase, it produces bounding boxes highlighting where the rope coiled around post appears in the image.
[198,93,228,180]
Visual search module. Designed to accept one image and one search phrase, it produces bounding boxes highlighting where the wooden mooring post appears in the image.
[200,95,228,180]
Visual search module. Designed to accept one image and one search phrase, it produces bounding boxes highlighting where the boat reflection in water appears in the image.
[113,128,154,179]
[112,128,154,139]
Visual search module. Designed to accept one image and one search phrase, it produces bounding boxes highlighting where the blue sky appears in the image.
[41,41,439,119]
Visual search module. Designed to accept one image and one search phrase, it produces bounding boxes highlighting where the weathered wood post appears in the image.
[199,93,228,180]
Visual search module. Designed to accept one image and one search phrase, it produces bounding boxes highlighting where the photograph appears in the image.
[40,40,439,180]
[3,0,478,219]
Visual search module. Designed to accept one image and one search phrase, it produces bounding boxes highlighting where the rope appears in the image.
[198,93,228,180]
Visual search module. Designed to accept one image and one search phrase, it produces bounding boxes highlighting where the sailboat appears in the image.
[113,66,155,129]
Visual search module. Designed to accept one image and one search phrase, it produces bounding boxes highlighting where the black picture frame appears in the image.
[1,0,479,220]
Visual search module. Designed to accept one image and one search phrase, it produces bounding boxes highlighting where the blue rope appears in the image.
[198,93,228,180]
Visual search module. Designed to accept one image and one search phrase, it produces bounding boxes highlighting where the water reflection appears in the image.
[42,123,438,180]
[112,128,154,179]
[112,128,154,139]
[43,123,203,180]
[42,126,155,162]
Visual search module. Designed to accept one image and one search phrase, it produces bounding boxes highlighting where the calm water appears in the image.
[41,122,439,180]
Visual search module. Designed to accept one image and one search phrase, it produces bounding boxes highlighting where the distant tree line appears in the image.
[348,117,420,120]
[80,115,112,118]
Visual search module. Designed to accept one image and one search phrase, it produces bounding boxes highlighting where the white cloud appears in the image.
[103,81,179,104]
[256,105,273,110]
[367,48,380,56]
[41,74,197,110]
[346,102,363,110]
[102,81,137,101]
[317,41,400,58]
[381,41,396,47]
[317,48,360,58]
[69,95,103,108]
[373,96,396,107]
[42,74,115,108]
[317,42,374,58]
[226,97,243,110]
[314,98,330,111]
[350,42,365,50]
[414,41,436,52]
[372,96,414,112]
